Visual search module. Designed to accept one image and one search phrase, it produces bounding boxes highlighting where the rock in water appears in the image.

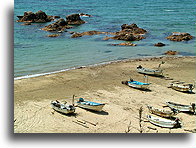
[154,42,165,47]
[164,50,178,55]
[16,10,54,23]
[42,18,72,32]
[166,32,193,41]
[66,14,85,25]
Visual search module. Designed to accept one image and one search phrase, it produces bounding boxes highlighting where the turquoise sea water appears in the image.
[14,0,196,79]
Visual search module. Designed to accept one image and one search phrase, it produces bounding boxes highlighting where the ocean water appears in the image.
[14,0,196,79]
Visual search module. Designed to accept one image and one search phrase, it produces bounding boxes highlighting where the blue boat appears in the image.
[76,98,105,111]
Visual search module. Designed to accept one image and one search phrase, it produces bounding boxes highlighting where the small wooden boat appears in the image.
[137,65,163,76]
[169,81,194,92]
[122,78,150,90]
[147,105,178,118]
[166,101,195,113]
[51,100,75,114]
[76,98,105,111]
[147,115,181,128]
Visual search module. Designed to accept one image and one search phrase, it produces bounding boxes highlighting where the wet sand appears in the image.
[14,56,196,133]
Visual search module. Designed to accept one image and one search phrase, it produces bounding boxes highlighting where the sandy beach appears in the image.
[14,56,196,133]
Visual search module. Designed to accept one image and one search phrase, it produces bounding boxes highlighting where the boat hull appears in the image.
[147,105,177,118]
[137,68,162,76]
[166,102,194,112]
[127,81,150,90]
[170,84,193,92]
[147,115,180,128]
[51,101,75,114]
[76,103,105,111]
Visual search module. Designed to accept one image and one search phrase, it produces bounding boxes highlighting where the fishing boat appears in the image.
[137,65,163,76]
[122,78,150,90]
[51,100,76,114]
[76,98,105,111]
[169,81,194,92]
[147,115,181,128]
[147,105,178,118]
[166,101,195,114]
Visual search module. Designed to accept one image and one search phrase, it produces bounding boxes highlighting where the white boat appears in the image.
[147,115,181,128]
[166,101,195,113]
[147,105,178,118]
[137,65,163,76]
[76,98,105,111]
[51,100,75,114]
[169,81,194,92]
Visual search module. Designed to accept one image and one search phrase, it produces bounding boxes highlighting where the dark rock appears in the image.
[154,42,165,47]
[42,18,72,32]
[111,42,137,46]
[166,32,193,41]
[164,50,178,55]
[17,10,54,23]
[54,16,60,19]
[66,14,85,25]
[71,30,107,38]
[121,23,147,34]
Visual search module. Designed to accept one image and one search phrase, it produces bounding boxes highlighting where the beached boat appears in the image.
[166,101,195,113]
[137,65,163,76]
[169,81,194,92]
[51,100,75,114]
[147,105,178,118]
[76,98,105,111]
[122,78,151,90]
[147,115,181,128]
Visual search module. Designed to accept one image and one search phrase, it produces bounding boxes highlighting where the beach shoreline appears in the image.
[14,56,196,133]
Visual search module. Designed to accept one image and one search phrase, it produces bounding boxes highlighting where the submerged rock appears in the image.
[66,14,85,25]
[154,42,165,47]
[166,32,193,41]
[46,34,60,37]
[111,42,137,46]
[71,30,108,38]
[41,18,72,32]
[21,22,32,25]
[164,50,178,55]
[17,10,54,23]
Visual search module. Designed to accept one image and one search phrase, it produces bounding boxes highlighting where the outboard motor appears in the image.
[137,65,142,69]
[79,98,84,102]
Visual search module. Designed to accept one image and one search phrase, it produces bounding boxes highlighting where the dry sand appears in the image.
[14,56,196,133]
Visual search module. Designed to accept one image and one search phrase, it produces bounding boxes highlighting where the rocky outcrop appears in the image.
[164,50,178,55]
[154,42,165,47]
[120,23,147,35]
[79,13,92,17]
[17,10,54,23]
[111,42,137,46]
[104,23,147,41]
[66,14,85,25]
[41,18,72,32]
[166,32,193,41]
[71,30,108,38]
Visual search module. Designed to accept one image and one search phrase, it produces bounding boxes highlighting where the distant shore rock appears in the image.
[66,14,85,25]
[164,50,178,55]
[111,42,137,46]
[154,42,165,47]
[41,18,72,32]
[166,32,193,41]
[17,10,54,23]
[71,30,108,38]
